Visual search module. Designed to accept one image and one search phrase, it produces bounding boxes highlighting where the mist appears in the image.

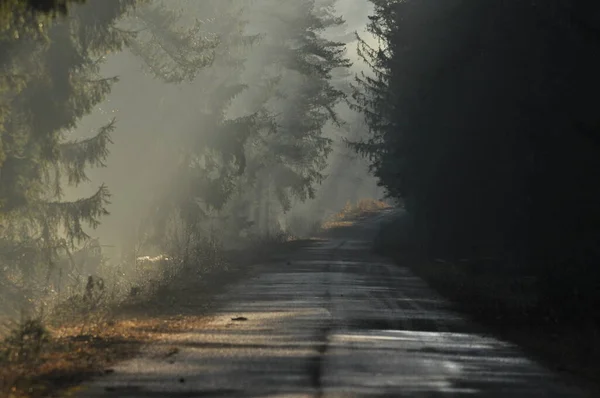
[0,0,380,316]
[62,0,378,257]
[3,1,600,395]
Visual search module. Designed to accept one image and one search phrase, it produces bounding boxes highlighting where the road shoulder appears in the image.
[374,213,600,394]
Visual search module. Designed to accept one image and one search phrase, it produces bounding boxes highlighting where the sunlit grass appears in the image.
[321,199,390,230]
[0,313,218,398]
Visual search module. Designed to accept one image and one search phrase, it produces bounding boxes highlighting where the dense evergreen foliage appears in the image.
[355,0,600,323]
[0,0,139,286]
[0,0,84,28]
[238,0,351,233]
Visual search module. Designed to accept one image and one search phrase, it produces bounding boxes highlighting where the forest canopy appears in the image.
[354,0,600,324]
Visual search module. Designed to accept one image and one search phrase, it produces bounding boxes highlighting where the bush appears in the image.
[0,318,50,364]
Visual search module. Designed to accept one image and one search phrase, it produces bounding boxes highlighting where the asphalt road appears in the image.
[75,210,589,397]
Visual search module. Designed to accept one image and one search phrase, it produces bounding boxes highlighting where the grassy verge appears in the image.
[0,319,142,398]
[321,199,390,230]
[0,237,310,398]
[375,215,600,391]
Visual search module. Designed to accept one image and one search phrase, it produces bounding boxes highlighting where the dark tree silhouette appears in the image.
[355,0,600,324]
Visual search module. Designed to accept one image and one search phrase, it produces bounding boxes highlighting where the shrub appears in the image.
[0,318,50,364]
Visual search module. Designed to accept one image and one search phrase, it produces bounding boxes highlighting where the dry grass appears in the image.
[0,297,214,398]
[0,314,219,398]
[0,321,136,398]
[321,199,390,230]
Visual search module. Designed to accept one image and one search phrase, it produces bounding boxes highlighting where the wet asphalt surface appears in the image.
[75,210,590,397]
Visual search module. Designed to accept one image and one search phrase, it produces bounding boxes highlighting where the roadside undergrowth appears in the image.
[0,314,217,398]
[0,234,307,398]
[375,215,600,392]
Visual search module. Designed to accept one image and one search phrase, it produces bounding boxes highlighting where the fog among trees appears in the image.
[1,0,599,363]
[0,0,379,317]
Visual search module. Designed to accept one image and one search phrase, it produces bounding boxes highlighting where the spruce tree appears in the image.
[0,0,139,284]
[126,0,265,241]
[245,0,351,222]
[126,0,218,84]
